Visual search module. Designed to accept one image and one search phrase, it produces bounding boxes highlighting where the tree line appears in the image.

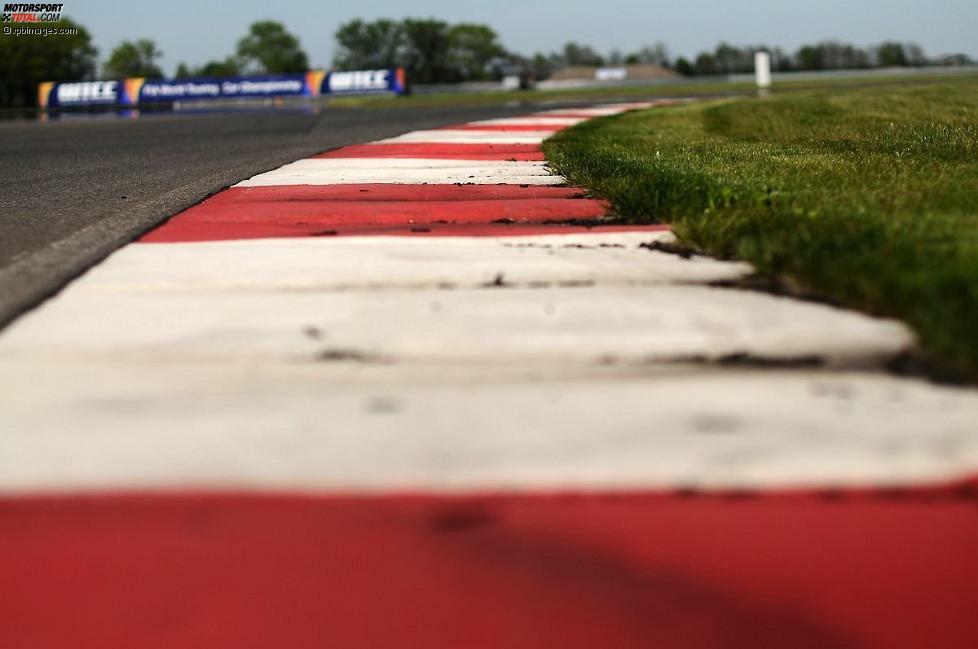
[1,15,974,108]
[329,19,971,81]
[668,40,940,76]
[520,39,966,79]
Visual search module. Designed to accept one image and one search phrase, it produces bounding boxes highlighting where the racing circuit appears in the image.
[2,98,978,648]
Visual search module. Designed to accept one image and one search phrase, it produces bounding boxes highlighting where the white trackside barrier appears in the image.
[755,51,772,88]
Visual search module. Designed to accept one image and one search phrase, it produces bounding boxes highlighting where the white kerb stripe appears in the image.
[532,108,628,116]
[236,159,562,187]
[3,363,978,492]
[245,158,553,170]
[0,284,912,365]
[55,232,752,293]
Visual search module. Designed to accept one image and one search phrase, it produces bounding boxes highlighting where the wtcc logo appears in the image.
[1,3,64,22]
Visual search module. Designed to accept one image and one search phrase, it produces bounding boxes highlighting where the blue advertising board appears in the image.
[39,69,407,108]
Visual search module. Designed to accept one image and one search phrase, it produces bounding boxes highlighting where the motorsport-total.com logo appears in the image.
[1,3,64,22]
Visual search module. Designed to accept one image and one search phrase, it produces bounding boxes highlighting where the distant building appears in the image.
[934,54,975,67]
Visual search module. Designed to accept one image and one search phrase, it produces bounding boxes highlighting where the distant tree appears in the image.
[608,49,625,65]
[0,17,98,107]
[826,42,866,69]
[694,52,718,75]
[713,42,754,74]
[673,56,694,76]
[793,41,869,71]
[562,41,605,67]
[769,47,795,72]
[904,43,928,66]
[401,19,453,84]
[174,58,241,79]
[875,41,909,67]
[102,39,163,78]
[333,18,516,83]
[796,45,822,70]
[333,18,404,70]
[195,58,242,77]
[529,52,559,80]
[713,42,738,73]
[625,42,671,67]
[447,23,507,80]
[236,20,308,74]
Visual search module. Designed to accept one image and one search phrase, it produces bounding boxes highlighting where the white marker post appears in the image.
[754,51,772,89]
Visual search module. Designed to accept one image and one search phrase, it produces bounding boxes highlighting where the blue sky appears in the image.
[71,0,978,74]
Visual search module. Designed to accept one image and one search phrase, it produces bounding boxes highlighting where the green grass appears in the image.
[543,78,978,381]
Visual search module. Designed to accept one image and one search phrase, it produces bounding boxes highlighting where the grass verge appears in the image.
[543,78,978,381]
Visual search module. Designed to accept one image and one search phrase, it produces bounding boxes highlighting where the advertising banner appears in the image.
[39,68,406,108]
[130,74,311,104]
[323,68,406,95]
[38,80,119,108]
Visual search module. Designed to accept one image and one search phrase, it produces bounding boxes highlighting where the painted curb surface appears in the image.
[1,101,977,649]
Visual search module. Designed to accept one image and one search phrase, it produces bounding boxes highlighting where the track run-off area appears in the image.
[1,101,977,648]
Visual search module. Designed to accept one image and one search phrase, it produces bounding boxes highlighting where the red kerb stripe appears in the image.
[139,185,638,243]
[2,482,977,649]
[141,222,666,242]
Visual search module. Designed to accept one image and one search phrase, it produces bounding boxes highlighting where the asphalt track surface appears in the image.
[0,102,555,328]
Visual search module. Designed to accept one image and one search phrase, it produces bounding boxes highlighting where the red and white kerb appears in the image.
[1,100,976,649]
